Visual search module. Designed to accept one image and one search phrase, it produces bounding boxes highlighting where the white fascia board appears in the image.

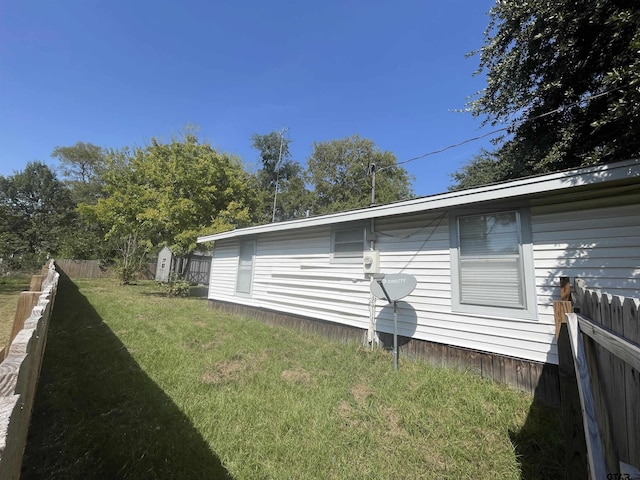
[197,159,639,243]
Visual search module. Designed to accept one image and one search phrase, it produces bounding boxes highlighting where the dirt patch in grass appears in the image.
[281,368,312,384]
[201,340,222,350]
[201,352,268,384]
[351,383,372,403]
[336,400,359,428]
[382,406,404,436]
[202,359,246,384]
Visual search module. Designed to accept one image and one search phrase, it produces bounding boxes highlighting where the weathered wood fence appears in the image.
[0,260,59,479]
[555,277,640,479]
[55,259,156,279]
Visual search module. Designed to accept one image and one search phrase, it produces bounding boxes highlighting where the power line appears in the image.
[375,85,627,175]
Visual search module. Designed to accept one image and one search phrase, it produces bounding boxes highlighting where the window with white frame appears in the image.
[450,209,537,319]
[331,224,366,262]
[236,239,256,294]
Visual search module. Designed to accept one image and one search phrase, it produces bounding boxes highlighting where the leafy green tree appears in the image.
[52,141,107,204]
[82,133,258,283]
[449,149,510,191]
[0,162,75,270]
[51,142,113,259]
[251,130,310,222]
[305,135,413,215]
[456,0,640,188]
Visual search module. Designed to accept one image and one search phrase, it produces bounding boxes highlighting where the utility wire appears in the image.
[374,85,628,175]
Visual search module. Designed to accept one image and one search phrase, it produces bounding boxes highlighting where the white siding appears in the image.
[532,201,640,308]
[207,190,639,367]
[374,213,556,364]
[208,242,239,298]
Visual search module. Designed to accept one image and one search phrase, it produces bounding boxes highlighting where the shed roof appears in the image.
[197,159,639,243]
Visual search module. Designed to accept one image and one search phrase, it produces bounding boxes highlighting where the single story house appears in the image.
[197,159,639,404]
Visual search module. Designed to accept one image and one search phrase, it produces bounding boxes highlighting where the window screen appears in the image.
[332,226,365,260]
[457,211,525,308]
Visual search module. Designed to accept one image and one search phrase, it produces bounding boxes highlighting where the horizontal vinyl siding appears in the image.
[530,200,638,364]
[207,198,638,366]
[208,241,240,298]
[209,227,374,330]
[532,202,640,304]
[375,213,557,364]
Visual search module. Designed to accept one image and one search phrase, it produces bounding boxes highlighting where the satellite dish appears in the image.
[369,273,418,372]
[370,273,417,302]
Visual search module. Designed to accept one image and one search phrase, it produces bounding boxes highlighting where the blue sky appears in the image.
[1,0,498,197]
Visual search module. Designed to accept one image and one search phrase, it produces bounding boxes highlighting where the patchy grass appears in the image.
[0,274,32,349]
[23,275,565,479]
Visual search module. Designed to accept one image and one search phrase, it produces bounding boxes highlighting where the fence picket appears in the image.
[622,297,640,470]
[0,260,59,478]
[570,279,640,472]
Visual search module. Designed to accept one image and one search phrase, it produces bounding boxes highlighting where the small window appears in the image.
[450,209,537,319]
[331,224,365,262]
[236,239,255,294]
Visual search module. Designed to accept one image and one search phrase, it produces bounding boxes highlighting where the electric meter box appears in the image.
[363,250,380,274]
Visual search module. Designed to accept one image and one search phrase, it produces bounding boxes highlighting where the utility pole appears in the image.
[272,127,288,222]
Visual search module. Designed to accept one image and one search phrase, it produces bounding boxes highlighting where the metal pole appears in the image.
[393,300,398,371]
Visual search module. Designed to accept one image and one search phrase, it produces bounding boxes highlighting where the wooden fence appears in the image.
[555,278,640,479]
[0,260,59,479]
[55,259,156,280]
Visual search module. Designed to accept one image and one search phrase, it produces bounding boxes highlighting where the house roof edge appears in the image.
[197,158,639,243]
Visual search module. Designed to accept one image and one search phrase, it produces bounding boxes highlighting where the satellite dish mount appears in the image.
[370,273,417,371]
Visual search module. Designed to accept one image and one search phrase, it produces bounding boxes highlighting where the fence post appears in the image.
[555,276,589,479]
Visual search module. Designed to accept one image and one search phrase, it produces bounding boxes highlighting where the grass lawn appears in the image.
[22,274,565,479]
[0,274,32,349]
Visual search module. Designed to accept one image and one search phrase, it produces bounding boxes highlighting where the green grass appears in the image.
[22,275,565,479]
[0,274,32,349]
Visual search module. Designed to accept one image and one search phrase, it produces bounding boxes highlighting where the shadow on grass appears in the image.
[189,285,208,298]
[509,364,566,480]
[22,271,233,479]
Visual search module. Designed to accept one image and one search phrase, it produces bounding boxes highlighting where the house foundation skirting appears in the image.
[207,299,560,407]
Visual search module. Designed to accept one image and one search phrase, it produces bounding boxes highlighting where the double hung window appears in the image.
[451,210,536,319]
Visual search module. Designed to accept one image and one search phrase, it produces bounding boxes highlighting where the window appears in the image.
[236,239,255,294]
[450,210,537,319]
[331,224,366,262]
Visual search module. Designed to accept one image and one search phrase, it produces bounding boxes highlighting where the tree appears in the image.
[51,142,113,259]
[82,132,258,283]
[0,162,75,270]
[305,135,413,215]
[251,130,310,222]
[449,149,510,191]
[52,141,107,204]
[456,0,640,188]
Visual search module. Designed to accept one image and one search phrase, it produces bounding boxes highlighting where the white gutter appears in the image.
[198,159,639,243]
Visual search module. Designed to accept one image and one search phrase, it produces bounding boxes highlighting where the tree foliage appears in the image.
[0,162,75,270]
[52,141,107,204]
[455,0,640,188]
[449,149,508,191]
[306,135,413,215]
[82,133,257,282]
[251,131,310,222]
[50,142,114,259]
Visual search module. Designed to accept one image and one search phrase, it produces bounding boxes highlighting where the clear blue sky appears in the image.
[1,0,498,197]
